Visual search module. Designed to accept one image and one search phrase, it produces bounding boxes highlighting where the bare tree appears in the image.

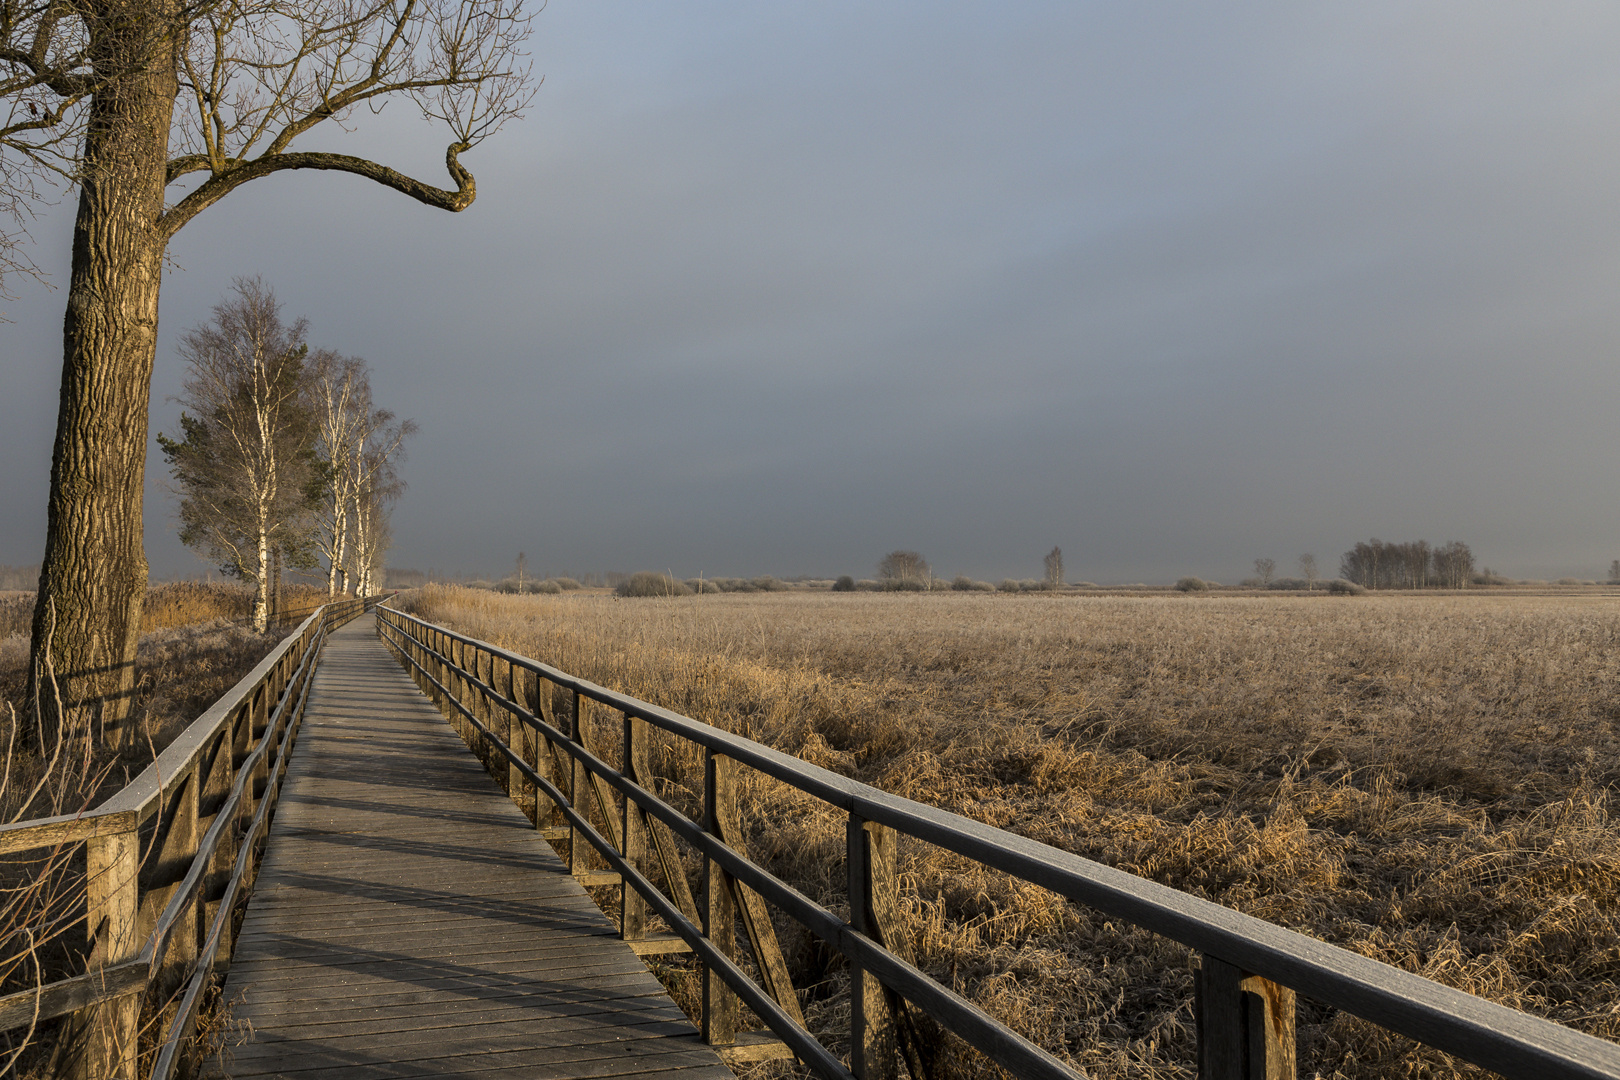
[1343,538,1474,589]
[346,409,415,597]
[157,279,321,634]
[877,550,930,590]
[1044,546,1064,590]
[1253,557,1275,586]
[1432,541,1474,590]
[308,351,374,596]
[1610,559,1619,584]
[10,1,535,743]
[516,550,527,588]
[1298,553,1318,591]
[351,484,395,597]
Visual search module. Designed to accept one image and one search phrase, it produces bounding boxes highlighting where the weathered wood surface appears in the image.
[223,618,732,1080]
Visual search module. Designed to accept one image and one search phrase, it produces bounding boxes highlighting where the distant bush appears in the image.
[1240,577,1264,588]
[548,577,582,591]
[855,579,882,591]
[1267,578,1313,591]
[877,549,931,589]
[616,572,693,598]
[684,579,727,594]
[1175,576,1210,593]
[1555,578,1584,586]
[1470,568,1510,587]
[751,576,790,592]
[494,577,523,594]
[996,579,1020,593]
[831,576,856,592]
[530,580,563,594]
[950,575,994,592]
[1327,578,1366,595]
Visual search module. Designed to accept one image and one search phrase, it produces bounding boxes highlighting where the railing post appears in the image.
[246,682,268,814]
[150,764,201,1018]
[203,720,239,971]
[702,749,738,1046]
[497,656,517,795]
[508,665,534,819]
[569,692,590,876]
[534,676,563,830]
[629,725,700,926]
[66,827,141,1080]
[849,814,900,1080]
[475,649,495,772]
[1197,957,1296,1080]
[450,639,469,740]
[421,624,437,703]
[620,713,649,942]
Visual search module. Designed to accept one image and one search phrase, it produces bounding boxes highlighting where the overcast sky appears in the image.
[6,2,1620,584]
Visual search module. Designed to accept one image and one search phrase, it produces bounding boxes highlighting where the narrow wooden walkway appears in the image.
[223,616,733,1080]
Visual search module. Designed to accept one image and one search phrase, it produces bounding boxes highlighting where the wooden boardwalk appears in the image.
[223,617,733,1080]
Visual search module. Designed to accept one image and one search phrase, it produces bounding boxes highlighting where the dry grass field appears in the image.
[400,584,1620,1080]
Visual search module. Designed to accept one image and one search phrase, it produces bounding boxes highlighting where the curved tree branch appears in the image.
[160,140,474,239]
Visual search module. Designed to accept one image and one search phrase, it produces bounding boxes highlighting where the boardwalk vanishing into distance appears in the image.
[222,618,732,1080]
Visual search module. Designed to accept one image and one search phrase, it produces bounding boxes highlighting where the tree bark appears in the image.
[27,3,179,749]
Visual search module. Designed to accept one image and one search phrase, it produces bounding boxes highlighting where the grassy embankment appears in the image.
[401,584,1620,1080]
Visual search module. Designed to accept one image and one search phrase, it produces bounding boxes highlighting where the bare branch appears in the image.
[161,140,472,238]
[161,0,534,237]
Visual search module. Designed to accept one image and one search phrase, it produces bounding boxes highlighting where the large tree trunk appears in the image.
[27,4,179,751]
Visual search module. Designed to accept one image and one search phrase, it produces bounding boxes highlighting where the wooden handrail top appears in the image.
[379,604,1620,1080]
[0,807,140,856]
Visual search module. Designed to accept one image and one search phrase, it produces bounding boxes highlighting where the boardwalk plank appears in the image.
[223,617,732,1080]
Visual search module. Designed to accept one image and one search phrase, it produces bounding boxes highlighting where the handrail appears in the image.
[376,603,1620,1080]
[0,594,379,1079]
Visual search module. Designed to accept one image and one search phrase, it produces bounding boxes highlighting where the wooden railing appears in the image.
[0,595,374,1080]
[377,604,1620,1080]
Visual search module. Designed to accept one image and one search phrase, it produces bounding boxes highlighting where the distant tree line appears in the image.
[1339,538,1475,589]
[158,279,414,631]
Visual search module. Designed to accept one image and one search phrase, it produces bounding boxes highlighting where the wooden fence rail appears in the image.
[376,604,1620,1080]
[0,595,375,1080]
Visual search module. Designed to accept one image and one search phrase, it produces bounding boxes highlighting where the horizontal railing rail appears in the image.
[376,603,1620,1080]
[0,594,380,1080]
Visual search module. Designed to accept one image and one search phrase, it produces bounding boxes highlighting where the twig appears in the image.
[0,930,43,1078]
[0,703,16,813]
[14,601,68,823]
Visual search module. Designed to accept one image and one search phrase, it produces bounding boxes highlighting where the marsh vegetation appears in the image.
[400,584,1620,1079]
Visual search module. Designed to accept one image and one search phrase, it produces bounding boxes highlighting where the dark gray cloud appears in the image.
[5,2,1620,583]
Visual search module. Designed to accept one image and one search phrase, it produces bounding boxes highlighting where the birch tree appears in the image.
[8,0,535,744]
[1298,553,1318,590]
[157,278,322,632]
[309,351,371,595]
[346,406,414,596]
